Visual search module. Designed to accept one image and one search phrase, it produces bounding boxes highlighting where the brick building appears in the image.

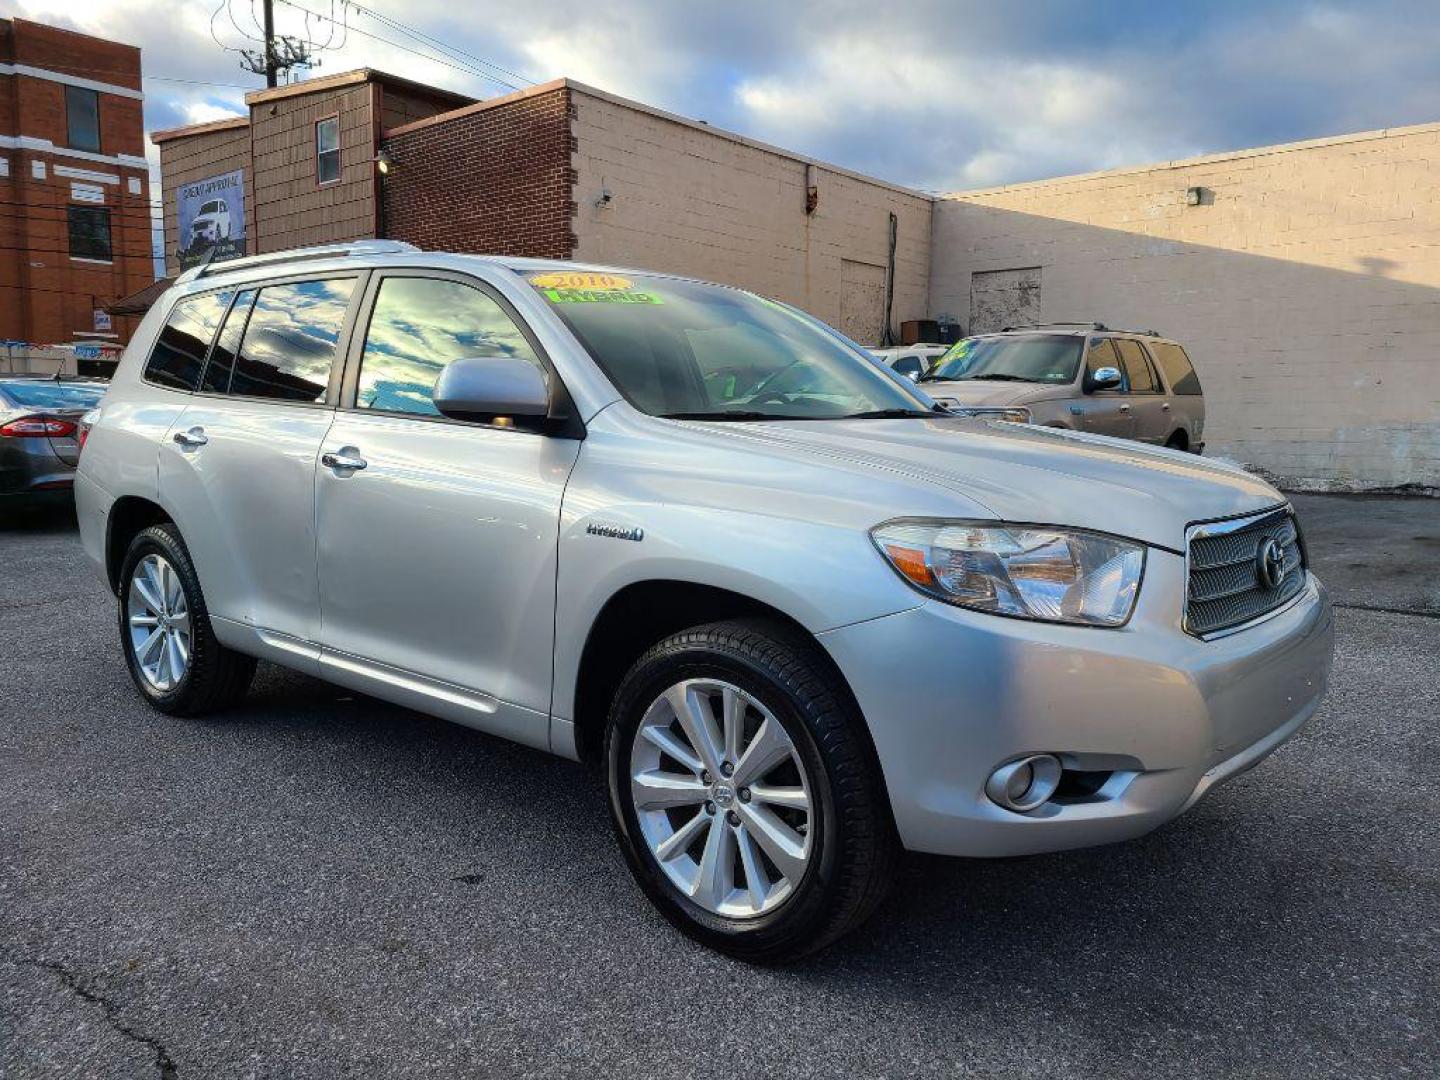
[153,69,1437,490]
[0,18,153,346]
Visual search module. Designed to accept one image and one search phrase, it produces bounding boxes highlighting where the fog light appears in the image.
[986,754,1062,812]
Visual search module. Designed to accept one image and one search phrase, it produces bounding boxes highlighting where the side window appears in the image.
[356,277,541,416]
[65,85,100,153]
[229,278,355,403]
[1150,342,1203,395]
[1114,339,1157,393]
[199,289,256,394]
[1085,338,1120,383]
[143,290,233,392]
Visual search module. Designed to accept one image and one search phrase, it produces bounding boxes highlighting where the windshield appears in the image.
[922,334,1083,384]
[530,271,933,420]
[1,382,105,409]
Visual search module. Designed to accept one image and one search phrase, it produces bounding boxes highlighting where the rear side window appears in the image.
[1150,342,1202,395]
[228,279,355,403]
[144,291,233,392]
[356,277,540,416]
[1113,339,1157,392]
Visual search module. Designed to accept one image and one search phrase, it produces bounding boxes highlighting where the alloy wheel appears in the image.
[126,553,191,692]
[629,678,814,918]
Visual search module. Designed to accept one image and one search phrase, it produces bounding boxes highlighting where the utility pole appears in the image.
[262,0,277,88]
[240,0,314,87]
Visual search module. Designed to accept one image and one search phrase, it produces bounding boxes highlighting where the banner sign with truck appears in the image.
[177,170,246,269]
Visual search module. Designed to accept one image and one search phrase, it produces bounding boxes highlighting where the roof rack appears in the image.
[999,321,1164,337]
[999,321,1108,332]
[175,240,420,285]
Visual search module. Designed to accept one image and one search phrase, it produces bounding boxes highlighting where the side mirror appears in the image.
[1088,365,1122,391]
[904,369,921,382]
[433,356,549,422]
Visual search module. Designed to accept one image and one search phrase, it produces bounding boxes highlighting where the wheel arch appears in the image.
[105,495,173,594]
[567,579,868,767]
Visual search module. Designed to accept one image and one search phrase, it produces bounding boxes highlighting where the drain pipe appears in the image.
[880,211,898,346]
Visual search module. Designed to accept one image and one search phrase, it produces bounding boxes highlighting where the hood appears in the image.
[678,415,1282,552]
[916,379,1070,407]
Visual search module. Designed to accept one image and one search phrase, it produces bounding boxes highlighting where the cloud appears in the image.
[2,0,1439,199]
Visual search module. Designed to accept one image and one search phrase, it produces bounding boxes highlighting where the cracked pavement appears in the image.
[1,494,1437,1078]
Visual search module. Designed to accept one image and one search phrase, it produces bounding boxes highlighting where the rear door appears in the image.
[1073,337,1134,438]
[156,275,363,650]
[313,269,581,749]
[1113,337,1169,443]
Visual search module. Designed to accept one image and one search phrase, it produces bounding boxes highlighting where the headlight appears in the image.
[871,520,1145,626]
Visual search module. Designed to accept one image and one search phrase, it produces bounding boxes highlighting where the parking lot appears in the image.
[0,493,1435,1079]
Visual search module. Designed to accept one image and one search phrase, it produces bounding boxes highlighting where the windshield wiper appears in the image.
[958,373,1036,382]
[838,408,934,419]
[659,410,812,422]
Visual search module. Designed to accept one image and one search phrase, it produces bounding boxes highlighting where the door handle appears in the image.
[1118,403,1131,412]
[172,427,208,448]
[322,450,367,472]
[1161,402,1171,411]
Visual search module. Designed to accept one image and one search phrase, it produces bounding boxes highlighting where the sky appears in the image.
[7,0,1440,194]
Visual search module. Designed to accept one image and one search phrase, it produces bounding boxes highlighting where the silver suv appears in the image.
[75,242,1333,960]
[920,324,1206,451]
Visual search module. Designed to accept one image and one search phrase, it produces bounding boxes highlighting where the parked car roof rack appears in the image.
[999,321,1109,332]
[997,321,1165,337]
[175,240,421,285]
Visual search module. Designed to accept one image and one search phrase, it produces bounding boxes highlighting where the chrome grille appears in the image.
[1185,508,1306,637]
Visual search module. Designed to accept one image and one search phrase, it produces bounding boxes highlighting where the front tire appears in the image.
[605,619,898,961]
[118,523,255,716]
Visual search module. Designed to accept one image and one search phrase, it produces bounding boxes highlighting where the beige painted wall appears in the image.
[570,85,931,344]
[931,124,1440,490]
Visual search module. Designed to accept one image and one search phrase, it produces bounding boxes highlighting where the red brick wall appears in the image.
[381,86,576,258]
[0,19,150,344]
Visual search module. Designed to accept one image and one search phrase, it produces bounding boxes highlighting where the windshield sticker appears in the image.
[542,287,664,305]
[530,272,634,291]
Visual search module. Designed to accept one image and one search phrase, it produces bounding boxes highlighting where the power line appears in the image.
[344,1,534,90]
[273,0,525,93]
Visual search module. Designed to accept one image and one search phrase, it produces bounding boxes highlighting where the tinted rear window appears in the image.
[144,291,233,391]
[0,382,105,409]
[1150,341,1202,395]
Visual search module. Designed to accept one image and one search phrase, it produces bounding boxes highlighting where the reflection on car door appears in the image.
[1113,338,1170,443]
[157,276,361,653]
[1073,338,1134,438]
[313,270,581,751]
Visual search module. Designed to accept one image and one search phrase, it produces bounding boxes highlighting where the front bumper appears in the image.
[819,550,1334,858]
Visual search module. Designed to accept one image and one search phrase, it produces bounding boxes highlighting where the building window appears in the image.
[68,205,113,261]
[66,86,101,153]
[316,116,340,184]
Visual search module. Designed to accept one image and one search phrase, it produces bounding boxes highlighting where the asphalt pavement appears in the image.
[1,495,1435,1079]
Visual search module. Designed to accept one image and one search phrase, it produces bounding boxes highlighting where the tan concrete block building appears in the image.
[930,124,1440,490]
[152,70,1438,491]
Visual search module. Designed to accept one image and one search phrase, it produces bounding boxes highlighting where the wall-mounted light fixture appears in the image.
[374,149,393,176]
[594,185,614,209]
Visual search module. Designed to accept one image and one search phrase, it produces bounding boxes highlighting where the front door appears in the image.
[157,276,360,648]
[314,271,581,750]
[1072,337,1134,438]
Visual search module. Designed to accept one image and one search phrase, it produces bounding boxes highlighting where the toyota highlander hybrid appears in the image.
[74,241,1334,960]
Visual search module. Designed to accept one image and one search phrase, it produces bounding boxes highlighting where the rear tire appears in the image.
[117,523,255,716]
[605,618,899,962]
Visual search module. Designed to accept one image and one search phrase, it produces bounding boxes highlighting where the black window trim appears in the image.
[144,271,368,406]
[336,267,584,439]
